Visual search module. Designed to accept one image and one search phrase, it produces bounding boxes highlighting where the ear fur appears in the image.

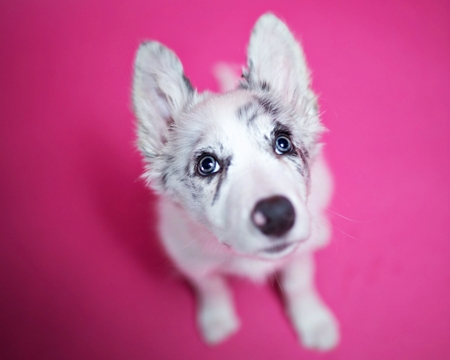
[242,13,310,101]
[132,41,195,160]
[241,13,324,149]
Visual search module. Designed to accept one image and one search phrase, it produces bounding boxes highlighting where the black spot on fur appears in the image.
[239,81,250,90]
[161,172,169,187]
[185,161,196,179]
[238,62,270,92]
[257,96,280,116]
[182,74,194,93]
[239,62,253,89]
[260,81,271,91]
[237,102,252,120]
[248,112,258,124]
[296,148,310,177]
[299,147,309,163]
[237,101,258,125]
[212,156,232,205]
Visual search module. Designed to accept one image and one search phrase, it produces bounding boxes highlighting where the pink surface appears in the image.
[1,0,449,359]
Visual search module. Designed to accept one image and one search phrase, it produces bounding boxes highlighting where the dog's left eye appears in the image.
[274,135,293,155]
[197,155,221,176]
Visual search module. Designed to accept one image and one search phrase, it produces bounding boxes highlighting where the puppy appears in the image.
[132,13,339,351]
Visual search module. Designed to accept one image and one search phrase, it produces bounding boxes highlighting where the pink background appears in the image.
[1,0,449,359]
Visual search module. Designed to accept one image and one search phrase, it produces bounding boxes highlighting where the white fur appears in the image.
[132,13,339,350]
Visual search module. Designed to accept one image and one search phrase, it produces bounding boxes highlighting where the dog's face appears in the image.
[133,14,324,259]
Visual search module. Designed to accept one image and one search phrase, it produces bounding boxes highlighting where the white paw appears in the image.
[198,302,240,344]
[300,310,339,350]
[290,303,340,351]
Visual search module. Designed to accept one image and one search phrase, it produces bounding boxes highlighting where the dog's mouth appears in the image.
[259,242,298,257]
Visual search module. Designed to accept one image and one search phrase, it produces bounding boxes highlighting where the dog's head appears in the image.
[133,14,324,259]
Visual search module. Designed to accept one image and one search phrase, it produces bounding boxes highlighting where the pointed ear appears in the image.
[132,41,195,159]
[242,13,311,105]
[242,14,324,149]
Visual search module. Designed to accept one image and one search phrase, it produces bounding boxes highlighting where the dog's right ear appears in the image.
[242,13,323,151]
[242,13,311,102]
[133,41,195,159]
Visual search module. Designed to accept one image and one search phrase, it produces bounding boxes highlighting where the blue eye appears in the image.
[197,155,221,176]
[274,135,293,155]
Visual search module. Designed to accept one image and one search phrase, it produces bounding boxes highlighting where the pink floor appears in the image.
[1,1,449,359]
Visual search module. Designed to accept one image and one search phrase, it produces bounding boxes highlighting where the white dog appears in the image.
[132,13,339,351]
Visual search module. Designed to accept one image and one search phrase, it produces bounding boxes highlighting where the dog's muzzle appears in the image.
[251,195,295,237]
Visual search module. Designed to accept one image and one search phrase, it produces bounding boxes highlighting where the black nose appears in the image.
[251,196,295,237]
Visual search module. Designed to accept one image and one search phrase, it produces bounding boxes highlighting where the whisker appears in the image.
[327,209,359,223]
[180,237,199,250]
[318,96,340,120]
[274,272,284,296]
[330,223,360,241]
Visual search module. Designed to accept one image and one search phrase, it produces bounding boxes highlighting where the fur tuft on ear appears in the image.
[132,41,195,160]
[241,13,324,150]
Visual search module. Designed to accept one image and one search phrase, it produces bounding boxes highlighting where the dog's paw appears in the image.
[290,302,340,351]
[198,302,240,344]
[300,309,339,351]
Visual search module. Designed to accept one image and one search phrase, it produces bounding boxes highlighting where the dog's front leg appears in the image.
[281,253,339,351]
[192,275,240,344]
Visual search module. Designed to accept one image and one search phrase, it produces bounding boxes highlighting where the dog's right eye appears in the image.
[197,155,221,176]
